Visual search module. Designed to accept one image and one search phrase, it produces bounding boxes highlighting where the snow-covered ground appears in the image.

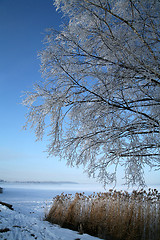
[0,183,103,240]
[0,182,159,240]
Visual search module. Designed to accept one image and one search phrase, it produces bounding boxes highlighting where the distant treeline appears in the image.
[0,180,78,184]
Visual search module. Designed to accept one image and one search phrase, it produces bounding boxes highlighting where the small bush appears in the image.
[46,189,160,240]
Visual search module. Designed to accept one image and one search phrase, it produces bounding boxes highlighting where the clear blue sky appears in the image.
[0,0,159,186]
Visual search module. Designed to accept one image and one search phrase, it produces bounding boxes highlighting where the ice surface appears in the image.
[0,183,101,240]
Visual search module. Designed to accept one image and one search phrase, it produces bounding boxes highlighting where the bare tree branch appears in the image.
[23,0,160,186]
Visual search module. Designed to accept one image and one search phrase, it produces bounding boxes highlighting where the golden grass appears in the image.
[46,189,160,240]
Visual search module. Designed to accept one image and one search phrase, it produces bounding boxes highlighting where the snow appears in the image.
[0,183,101,240]
[1,183,159,239]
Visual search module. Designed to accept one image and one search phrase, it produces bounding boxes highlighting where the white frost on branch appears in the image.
[23,0,160,186]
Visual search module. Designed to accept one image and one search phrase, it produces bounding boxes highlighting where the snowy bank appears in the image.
[0,184,101,240]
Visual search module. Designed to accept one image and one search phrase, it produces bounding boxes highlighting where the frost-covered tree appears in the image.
[23,0,160,186]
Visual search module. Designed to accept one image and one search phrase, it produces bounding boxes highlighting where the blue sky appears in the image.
[0,0,159,186]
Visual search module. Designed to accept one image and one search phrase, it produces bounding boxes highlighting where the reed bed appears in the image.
[46,189,160,240]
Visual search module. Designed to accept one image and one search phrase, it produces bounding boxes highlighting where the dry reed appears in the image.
[46,189,160,240]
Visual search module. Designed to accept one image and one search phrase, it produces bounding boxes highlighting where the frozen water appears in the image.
[0,182,102,240]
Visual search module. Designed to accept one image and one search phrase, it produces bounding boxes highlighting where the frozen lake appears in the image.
[0,182,105,219]
[0,182,104,240]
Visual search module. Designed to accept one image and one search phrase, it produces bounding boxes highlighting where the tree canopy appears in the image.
[23,0,160,186]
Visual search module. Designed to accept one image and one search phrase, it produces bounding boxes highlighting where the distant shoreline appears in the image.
[0,180,78,185]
